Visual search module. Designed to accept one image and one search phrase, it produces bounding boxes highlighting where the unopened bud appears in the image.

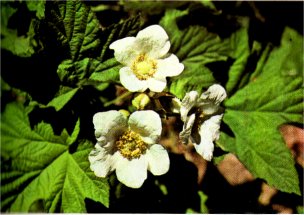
[132,93,151,110]
[119,109,130,119]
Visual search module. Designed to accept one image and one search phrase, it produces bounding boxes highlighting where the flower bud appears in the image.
[132,93,151,110]
[119,109,130,119]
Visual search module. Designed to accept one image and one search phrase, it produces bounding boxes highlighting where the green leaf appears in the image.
[57,57,121,88]
[99,15,142,61]
[1,102,109,212]
[224,18,251,95]
[221,27,303,195]
[169,63,215,99]
[186,191,208,214]
[46,0,101,61]
[160,9,230,98]
[121,1,187,15]
[1,3,37,57]
[47,87,79,111]
[26,0,46,19]
[89,58,122,83]
[66,118,80,145]
[160,9,231,64]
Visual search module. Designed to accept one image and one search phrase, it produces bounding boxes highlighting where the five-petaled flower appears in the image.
[110,25,184,92]
[179,84,227,161]
[89,110,169,188]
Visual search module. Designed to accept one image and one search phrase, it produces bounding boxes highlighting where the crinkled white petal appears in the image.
[146,144,170,176]
[115,155,148,188]
[194,114,223,161]
[135,25,170,59]
[179,113,196,144]
[109,37,138,65]
[180,91,199,122]
[89,144,114,177]
[197,84,227,115]
[93,110,127,146]
[146,76,167,92]
[155,54,184,78]
[200,84,227,104]
[129,110,162,144]
[120,67,148,92]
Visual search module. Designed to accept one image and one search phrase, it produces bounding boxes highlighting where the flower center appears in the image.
[116,130,148,159]
[131,53,157,80]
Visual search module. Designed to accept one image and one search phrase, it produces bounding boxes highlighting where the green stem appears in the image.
[104,91,133,107]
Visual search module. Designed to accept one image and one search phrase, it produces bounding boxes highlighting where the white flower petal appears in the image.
[115,156,148,188]
[135,25,170,59]
[89,144,114,177]
[120,67,148,92]
[180,91,199,122]
[93,110,127,146]
[146,76,167,92]
[196,84,227,115]
[156,54,184,77]
[200,84,227,104]
[109,37,138,65]
[194,114,223,161]
[146,144,170,175]
[180,113,196,144]
[129,110,162,144]
[193,141,214,161]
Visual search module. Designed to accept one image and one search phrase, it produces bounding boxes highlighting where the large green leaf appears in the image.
[220,27,303,195]
[160,9,231,98]
[1,102,109,212]
[57,57,121,87]
[169,62,215,99]
[160,9,231,64]
[45,1,141,63]
[45,0,101,62]
[224,17,251,95]
[121,1,187,15]
[89,58,121,83]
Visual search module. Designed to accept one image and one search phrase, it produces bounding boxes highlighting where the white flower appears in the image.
[109,25,184,92]
[179,84,227,161]
[89,110,169,188]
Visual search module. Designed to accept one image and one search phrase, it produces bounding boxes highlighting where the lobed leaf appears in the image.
[45,0,101,62]
[1,102,109,212]
[160,9,231,98]
[220,27,303,195]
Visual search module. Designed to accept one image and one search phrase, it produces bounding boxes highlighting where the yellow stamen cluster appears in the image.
[116,130,148,159]
[131,53,157,80]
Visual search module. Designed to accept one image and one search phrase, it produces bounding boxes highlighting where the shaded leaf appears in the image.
[1,3,37,57]
[45,0,101,61]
